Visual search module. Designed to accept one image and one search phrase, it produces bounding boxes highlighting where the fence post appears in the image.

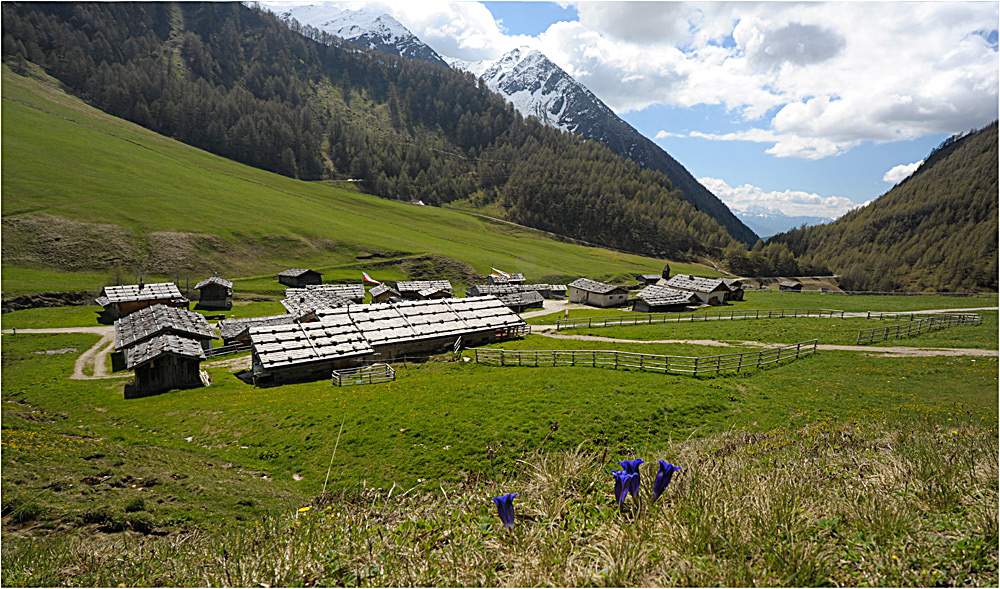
[500,349,505,366]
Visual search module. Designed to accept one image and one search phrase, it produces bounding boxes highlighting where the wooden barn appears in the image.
[497,290,545,313]
[278,268,323,287]
[488,272,526,285]
[632,285,699,313]
[660,275,731,305]
[636,274,662,286]
[307,283,365,303]
[396,280,453,300]
[779,281,803,292]
[467,283,567,300]
[250,296,528,384]
[194,274,233,309]
[112,304,216,371]
[723,278,745,301]
[369,283,401,304]
[124,334,207,399]
[95,282,187,322]
[568,278,630,308]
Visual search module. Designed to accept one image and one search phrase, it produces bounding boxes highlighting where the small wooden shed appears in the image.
[722,279,745,301]
[194,274,233,309]
[124,334,207,399]
[779,281,803,292]
[278,268,323,287]
[369,283,401,304]
[96,282,187,322]
[568,278,630,308]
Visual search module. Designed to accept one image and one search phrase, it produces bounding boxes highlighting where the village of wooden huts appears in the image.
[568,278,630,308]
[194,274,233,309]
[95,282,188,322]
[249,296,528,384]
[112,304,217,398]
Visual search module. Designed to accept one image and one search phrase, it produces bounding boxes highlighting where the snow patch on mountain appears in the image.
[733,205,833,238]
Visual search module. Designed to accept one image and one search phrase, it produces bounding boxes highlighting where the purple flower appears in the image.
[653,461,681,502]
[618,459,645,497]
[612,470,635,505]
[492,493,518,529]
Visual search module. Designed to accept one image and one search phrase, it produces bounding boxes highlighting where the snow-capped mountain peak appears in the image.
[277,4,447,66]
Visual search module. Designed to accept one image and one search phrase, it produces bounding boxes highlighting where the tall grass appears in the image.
[4,418,995,587]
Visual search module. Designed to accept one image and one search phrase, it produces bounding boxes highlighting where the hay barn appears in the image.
[194,275,233,309]
[96,282,187,322]
[660,275,732,305]
[278,268,323,287]
[124,334,207,399]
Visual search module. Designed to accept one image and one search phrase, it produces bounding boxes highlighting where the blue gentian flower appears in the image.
[612,470,634,505]
[653,461,681,502]
[492,493,518,529]
[618,458,645,497]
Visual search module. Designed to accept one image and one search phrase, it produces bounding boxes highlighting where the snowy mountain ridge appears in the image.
[733,205,833,239]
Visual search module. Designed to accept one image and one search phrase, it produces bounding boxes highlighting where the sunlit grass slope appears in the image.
[1,66,715,298]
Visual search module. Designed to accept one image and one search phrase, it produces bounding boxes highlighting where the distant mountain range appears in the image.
[732,205,833,239]
[278,5,758,245]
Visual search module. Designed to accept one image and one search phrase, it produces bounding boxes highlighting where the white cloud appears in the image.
[882,160,924,184]
[273,1,999,161]
[699,177,858,219]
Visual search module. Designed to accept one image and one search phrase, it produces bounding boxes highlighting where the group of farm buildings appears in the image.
[97,265,756,397]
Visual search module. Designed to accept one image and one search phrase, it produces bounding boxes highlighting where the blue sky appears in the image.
[277,1,998,218]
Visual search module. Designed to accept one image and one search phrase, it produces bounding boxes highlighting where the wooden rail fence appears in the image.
[856,313,983,344]
[472,340,818,376]
[332,363,396,386]
[556,308,844,330]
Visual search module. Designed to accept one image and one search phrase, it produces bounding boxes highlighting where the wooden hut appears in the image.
[568,278,629,308]
[722,279,745,301]
[779,281,803,292]
[369,283,401,304]
[660,275,731,305]
[498,290,545,313]
[217,314,295,346]
[194,274,233,309]
[632,286,699,313]
[636,274,662,286]
[278,268,323,287]
[96,282,186,322]
[124,334,207,399]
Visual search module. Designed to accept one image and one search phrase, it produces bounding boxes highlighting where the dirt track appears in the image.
[2,326,132,380]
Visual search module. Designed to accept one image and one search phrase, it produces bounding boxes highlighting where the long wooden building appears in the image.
[250,296,528,384]
[95,282,187,322]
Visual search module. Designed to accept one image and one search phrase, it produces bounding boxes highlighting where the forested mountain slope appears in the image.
[1,2,740,260]
[769,122,998,292]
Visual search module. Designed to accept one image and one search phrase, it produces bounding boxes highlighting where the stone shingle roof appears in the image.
[125,334,206,370]
[662,275,730,294]
[195,275,233,290]
[395,280,452,294]
[281,289,352,316]
[250,314,374,371]
[307,283,365,300]
[217,314,296,342]
[636,285,697,307]
[369,283,400,298]
[114,304,216,350]
[569,278,627,295]
[497,290,545,308]
[100,283,182,305]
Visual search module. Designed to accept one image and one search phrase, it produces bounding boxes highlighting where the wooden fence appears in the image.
[856,313,983,344]
[556,308,844,330]
[332,363,396,386]
[471,340,818,377]
[204,342,251,358]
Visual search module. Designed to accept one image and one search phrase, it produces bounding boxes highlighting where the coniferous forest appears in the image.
[1,1,738,261]
[768,123,998,292]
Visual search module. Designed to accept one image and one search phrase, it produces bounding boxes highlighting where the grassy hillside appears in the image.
[1,66,716,298]
[770,122,998,292]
